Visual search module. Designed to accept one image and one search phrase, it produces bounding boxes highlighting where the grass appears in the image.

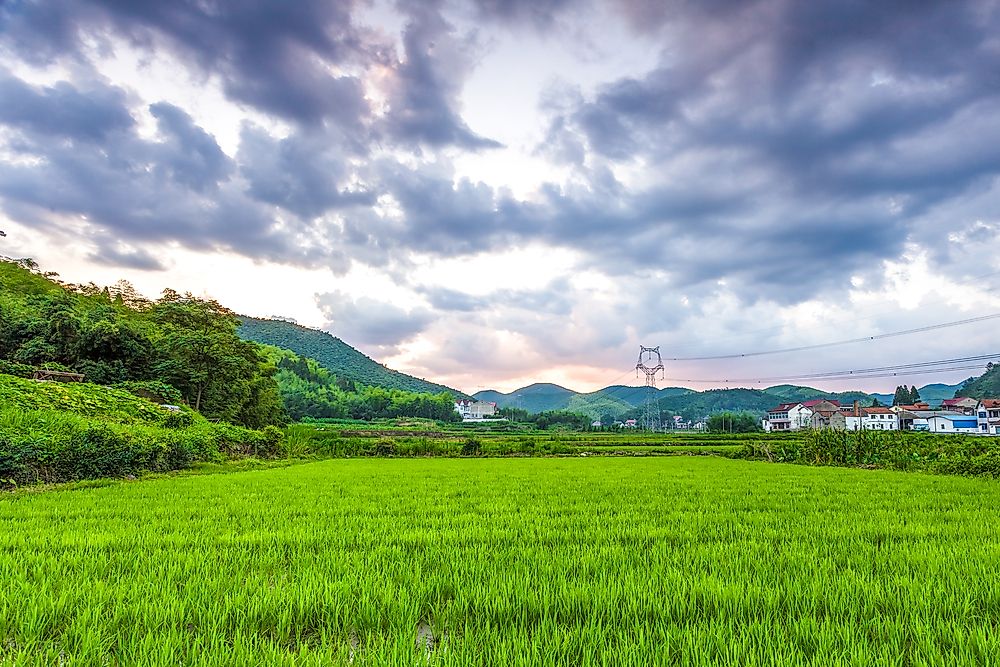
[2,457,999,665]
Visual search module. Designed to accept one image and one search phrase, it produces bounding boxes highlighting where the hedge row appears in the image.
[736,428,1000,477]
[0,409,283,488]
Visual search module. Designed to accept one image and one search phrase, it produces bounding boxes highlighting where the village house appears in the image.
[839,404,899,431]
[454,399,497,420]
[926,413,980,434]
[940,397,979,415]
[977,399,1000,435]
[763,402,813,432]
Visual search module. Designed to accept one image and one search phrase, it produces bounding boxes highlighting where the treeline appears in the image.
[498,407,592,430]
[0,260,460,428]
[891,385,922,405]
[0,260,284,428]
[267,347,459,422]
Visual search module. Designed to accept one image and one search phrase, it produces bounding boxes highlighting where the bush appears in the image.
[369,439,397,457]
[0,360,34,379]
[115,380,185,406]
[0,407,282,487]
[461,437,482,457]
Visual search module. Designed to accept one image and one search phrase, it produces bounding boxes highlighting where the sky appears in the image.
[0,0,999,395]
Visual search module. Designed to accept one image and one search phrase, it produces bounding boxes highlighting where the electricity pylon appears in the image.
[636,345,664,431]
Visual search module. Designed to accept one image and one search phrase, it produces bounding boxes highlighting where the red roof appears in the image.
[864,406,895,415]
[981,399,1000,409]
[802,399,840,408]
[942,398,974,406]
[768,402,800,412]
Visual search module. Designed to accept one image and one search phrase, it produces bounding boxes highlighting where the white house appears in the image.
[976,399,1000,435]
[454,399,497,420]
[926,413,981,434]
[763,402,813,432]
[841,405,899,431]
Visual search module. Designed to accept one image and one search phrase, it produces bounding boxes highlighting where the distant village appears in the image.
[454,395,1000,436]
[763,398,1000,435]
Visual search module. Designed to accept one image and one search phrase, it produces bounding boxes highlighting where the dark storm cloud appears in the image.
[0,72,352,270]
[236,124,375,219]
[533,0,1000,296]
[148,102,233,191]
[0,69,134,141]
[88,243,166,271]
[383,2,502,150]
[315,290,434,350]
[0,0,376,127]
[0,0,998,310]
[470,0,575,27]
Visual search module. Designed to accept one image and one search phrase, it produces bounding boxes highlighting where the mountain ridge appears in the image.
[475,381,964,421]
[238,317,470,399]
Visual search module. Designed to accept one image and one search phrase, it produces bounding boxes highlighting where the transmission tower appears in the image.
[636,345,664,431]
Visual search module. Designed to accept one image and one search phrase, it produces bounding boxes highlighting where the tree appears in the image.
[909,385,921,403]
[706,411,762,433]
[892,385,910,406]
[870,398,883,408]
[150,292,284,425]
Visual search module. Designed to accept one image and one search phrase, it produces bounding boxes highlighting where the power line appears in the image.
[666,313,1000,361]
[666,269,1000,357]
[666,365,984,385]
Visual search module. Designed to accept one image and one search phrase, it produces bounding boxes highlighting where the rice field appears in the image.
[1,457,999,665]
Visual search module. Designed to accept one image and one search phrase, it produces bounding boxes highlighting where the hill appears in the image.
[956,364,999,400]
[238,317,467,398]
[870,382,965,407]
[475,382,878,421]
[763,385,873,405]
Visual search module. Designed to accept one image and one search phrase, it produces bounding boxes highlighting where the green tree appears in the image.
[909,385,921,403]
[892,385,909,406]
[150,291,284,425]
[707,411,762,433]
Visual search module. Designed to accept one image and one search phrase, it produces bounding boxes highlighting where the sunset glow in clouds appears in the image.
[1,0,999,393]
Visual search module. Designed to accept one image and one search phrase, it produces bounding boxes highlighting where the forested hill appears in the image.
[238,317,468,399]
[476,382,877,421]
[957,363,999,399]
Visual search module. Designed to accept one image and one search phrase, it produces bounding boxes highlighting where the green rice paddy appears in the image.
[2,457,999,665]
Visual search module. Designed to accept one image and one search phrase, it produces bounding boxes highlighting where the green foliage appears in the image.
[2,458,1000,663]
[114,380,185,405]
[238,317,467,397]
[0,408,282,487]
[957,362,1000,400]
[265,346,460,423]
[739,428,1000,477]
[706,411,762,433]
[0,261,285,428]
[0,360,32,378]
[0,374,184,425]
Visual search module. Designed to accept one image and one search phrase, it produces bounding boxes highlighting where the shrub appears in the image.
[461,438,482,457]
[0,360,34,379]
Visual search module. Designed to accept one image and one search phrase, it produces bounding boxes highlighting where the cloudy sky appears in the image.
[1,0,999,394]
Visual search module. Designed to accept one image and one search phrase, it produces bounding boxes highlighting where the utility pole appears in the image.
[636,345,664,432]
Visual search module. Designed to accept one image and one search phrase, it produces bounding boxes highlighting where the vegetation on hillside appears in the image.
[0,260,285,428]
[478,382,876,421]
[0,375,281,487]
[266,346,459,422]
[957,363,1000,399]
[239,317,466,398]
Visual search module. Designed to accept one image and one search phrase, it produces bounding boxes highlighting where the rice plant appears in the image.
[1,457,998,665]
